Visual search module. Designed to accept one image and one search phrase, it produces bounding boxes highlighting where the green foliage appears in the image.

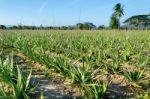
[0,52,37,98]
[98,25,105,30]
[113,3,124,18]
[1,30,150,98]
[76,22,96,30]
[123,69,145,83]
[83,82,108,99]
[68,64,93,84]
[110,13,119,29]
[136,92,150,99]
[110,3,124,29]
[0,25,6,29]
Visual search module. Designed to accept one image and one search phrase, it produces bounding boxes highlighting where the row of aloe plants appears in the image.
[1,31,150,69]
[15,39,108,98]
[0,31,150,98]
[0,51,37,98]
[0,32,108,98]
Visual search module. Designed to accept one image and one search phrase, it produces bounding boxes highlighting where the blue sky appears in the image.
[0,0,150,26]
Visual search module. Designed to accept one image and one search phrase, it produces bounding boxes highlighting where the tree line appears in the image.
[109,3,150,29]
[0,3,150,30]
[0,23,106,30]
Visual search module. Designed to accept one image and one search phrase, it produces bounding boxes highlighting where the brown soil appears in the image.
[2,48,150,99]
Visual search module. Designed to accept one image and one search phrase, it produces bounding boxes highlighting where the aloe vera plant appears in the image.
[123,69,145,83]
[136,93,150,99]
[136,53,149,69]
[0,52,37,98]
[83,82,108,99]
[1,30,150,98]
[68,65,93,84]
[106,51,122,73]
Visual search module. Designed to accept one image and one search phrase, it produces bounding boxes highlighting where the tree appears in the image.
[114,3,124,28]
[76,22,96,30]
[110,3,124,29]
[0,25,6,29]
[98,25,105,29]
[76,23,84,30]
[12,25,18,29]
[83,22,96,30]
[18,25,23,29]
[68,25,75,30]
[60,26,68,30]
[110,13,119,29]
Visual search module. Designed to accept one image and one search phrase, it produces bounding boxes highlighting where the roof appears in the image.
[124,14,150,23]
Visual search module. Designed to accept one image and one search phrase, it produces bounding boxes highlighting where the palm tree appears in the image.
[113,3,124,29]
[110,13,119,29]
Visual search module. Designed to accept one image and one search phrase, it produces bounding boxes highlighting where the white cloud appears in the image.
[38,0,48,14]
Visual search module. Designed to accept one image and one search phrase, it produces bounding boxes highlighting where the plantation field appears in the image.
[0,30,150,98]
